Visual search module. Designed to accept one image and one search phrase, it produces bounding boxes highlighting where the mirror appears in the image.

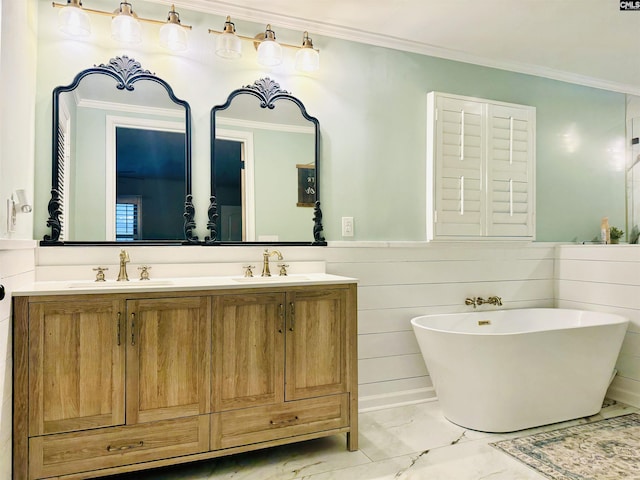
[630,118,640,243]
[208,78,325,245]
[43,56,198,245]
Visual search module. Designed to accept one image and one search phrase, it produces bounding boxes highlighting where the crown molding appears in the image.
[152,0,640,96]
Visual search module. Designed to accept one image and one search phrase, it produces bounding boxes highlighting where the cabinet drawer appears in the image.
[29,415,209,479]
[212,394,349,449]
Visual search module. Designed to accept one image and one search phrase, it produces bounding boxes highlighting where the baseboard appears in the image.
[607,376,640,409]
[359,387,436,412]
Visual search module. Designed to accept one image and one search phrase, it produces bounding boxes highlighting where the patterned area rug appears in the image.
[491,413,640,480]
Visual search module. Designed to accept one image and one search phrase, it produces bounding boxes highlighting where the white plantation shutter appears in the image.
[434,96,485,237]
[486,105,534,237]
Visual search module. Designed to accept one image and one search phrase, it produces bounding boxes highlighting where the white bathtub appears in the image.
[411,308,628,432]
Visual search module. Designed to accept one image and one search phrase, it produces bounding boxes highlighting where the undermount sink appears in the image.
[232,275,310,283]
[67,279,175,288]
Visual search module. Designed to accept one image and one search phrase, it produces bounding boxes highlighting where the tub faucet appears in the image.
[117,249,130,282]
[475,296,502,307]
[262,249,283,277]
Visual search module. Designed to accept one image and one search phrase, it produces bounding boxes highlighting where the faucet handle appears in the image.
[138,265,151,281]
[243,265,255,277]
[464,297,477,308]
[93,267,108,282]
[489,295,503,306]
[277,264,289,276]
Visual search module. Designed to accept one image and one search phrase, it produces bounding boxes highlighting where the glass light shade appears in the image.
[111,11,142,44]
[257,39,282,67]
[216,32,242,59]
[295,47,320,72]
[58,5,91,37]
[160,22,188,51]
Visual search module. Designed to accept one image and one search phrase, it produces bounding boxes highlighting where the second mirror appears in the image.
[208,78,325,245]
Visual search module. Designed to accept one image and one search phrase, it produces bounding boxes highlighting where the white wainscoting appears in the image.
[556,245,640,408]
[324,242,556,410]
[0,240,36,478]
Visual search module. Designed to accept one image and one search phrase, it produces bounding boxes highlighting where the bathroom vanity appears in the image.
[12,275,358,479]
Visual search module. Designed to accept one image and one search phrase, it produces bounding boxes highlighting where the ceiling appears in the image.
[154,0,640,95]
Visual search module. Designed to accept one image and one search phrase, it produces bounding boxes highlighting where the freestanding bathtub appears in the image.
[411,308,628,432]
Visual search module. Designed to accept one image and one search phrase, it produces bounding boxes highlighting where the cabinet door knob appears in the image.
[0,285,4,301]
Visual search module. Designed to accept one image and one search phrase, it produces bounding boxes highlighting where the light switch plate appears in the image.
[342,217,354,237]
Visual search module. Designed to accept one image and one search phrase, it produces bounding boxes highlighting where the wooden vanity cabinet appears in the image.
[13,282,357,480]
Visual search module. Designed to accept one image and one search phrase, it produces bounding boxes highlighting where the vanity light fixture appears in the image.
[209,17,320,72]
[159,5,188,51]
[256,24,283,66]
[57,0,92,38]
[295,32,319,72]
[111,1,142,44]
[215,16,242,59]
[53,2,192,49]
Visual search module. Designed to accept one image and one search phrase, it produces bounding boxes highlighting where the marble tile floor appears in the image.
[109,399,638,480]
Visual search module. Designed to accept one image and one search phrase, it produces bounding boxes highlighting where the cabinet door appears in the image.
[434,95,485,237]
[126,297,211,424]
[29,299,125,436]
[213,292,285,411]
[285,288,347,400]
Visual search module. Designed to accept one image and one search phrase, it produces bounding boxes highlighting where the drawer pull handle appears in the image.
[270,416,299,426]
[279,303,285,333]
[106,441,144,452]
[116,312,122,346]
[131,312,136,346]
[289,302,295,331]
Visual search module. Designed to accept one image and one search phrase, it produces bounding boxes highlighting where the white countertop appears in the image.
[13,273,357,296]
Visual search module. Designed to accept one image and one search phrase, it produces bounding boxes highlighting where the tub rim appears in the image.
[410,307,629,336]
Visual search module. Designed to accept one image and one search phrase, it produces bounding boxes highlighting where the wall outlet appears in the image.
[342,217,354,237]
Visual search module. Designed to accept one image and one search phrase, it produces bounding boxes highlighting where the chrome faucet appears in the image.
[117,249,130,281]
[262,249,283,277]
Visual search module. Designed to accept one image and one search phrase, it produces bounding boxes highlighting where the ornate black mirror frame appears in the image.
[207,77,326,246]
[42,55,198,245]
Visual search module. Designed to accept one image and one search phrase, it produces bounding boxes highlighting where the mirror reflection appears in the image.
[208,78,325,245]
[43,56,197,244]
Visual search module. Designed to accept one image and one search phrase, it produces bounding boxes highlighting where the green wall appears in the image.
[33,0,626,242]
